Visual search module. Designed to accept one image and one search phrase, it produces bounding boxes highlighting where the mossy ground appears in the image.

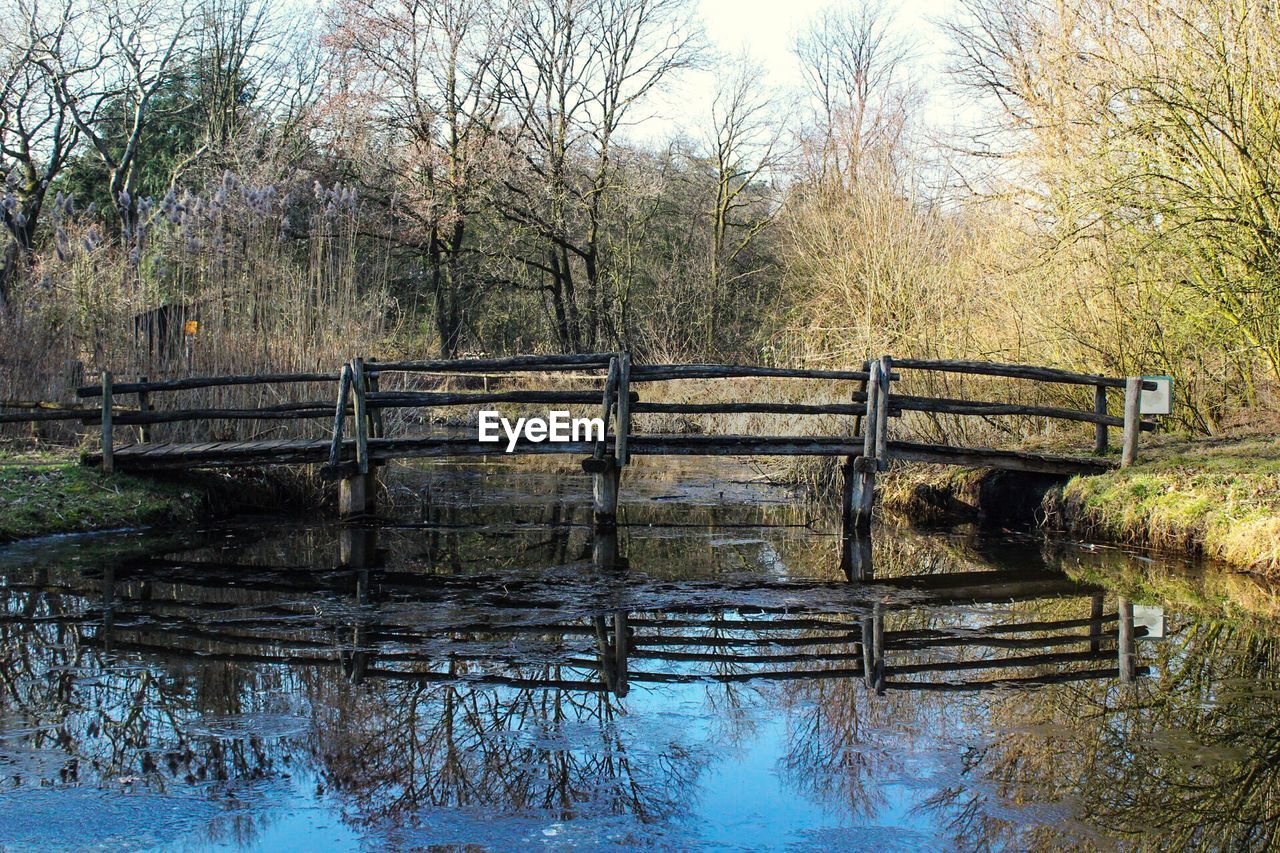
[0,452,202,541]
[1049,437,1280,573]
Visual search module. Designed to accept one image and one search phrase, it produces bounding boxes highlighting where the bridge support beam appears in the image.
[590,458,620,531]
[338,472,377,519]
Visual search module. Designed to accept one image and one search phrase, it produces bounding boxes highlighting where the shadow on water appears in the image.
[2,459,1280,849]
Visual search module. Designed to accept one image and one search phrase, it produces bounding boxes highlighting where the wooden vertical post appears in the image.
[861,612,875,690]
[366,369,384,439]
[352,358,369,475]
[875,355,892,468]
[340,359,375,519]
[841,531,872,582]
[842,360,871,545]
[1089,592,1104,653]
[1118,596,1135,682]
[616,351,631,468]
[593,460,620,531]
[613,611,629,697]
[100,370,114,474]
[329,364,352,468]
[136,376,152,444]
[1093,385,1108,455]
[1121,376,1142,468]
[849,360,881,530]
[872,602,885,695]
[587,357,621,530]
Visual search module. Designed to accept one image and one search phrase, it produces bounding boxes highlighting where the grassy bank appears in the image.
[0,451,328,543]
[0,453,201,541]
[868,437,1280,573]
[1045,437,1280,574]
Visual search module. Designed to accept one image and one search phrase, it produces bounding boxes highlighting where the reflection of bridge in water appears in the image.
[18,526,1149,698]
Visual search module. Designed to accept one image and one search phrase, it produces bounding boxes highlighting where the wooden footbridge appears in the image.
[5,352,1156,527]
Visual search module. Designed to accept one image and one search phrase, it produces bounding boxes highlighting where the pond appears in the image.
[0,459,1277,850]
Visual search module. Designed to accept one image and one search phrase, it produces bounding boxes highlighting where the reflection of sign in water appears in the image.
[1140,375,1173,415]
[184,319,199,336]
[1133,604,1165,639]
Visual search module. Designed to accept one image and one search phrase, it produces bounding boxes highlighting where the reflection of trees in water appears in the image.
[12,510,1280,848]
[913,618,1280,849]
[303,674,702,826]
[0,572,707,837]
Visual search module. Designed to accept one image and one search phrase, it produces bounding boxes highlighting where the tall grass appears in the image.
[1,172,394,445]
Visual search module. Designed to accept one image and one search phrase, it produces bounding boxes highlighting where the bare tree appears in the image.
[327,0,511,358]
[700,53,784,354]
[37,0,199,234]
[500,0,703,352]
[793,0,917,191]
[0,0,80,305]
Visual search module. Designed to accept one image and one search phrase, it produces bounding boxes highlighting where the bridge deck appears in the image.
[82,434,1113,476]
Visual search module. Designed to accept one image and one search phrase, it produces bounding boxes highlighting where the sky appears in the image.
[645,0,969,143]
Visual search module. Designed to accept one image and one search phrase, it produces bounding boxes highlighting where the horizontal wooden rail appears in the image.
[2,407,106,423]
[632,400,866,415]
[105,404,343,425]
[893,358,1158,390]
[631,364,890,381]
[77,371,337,397]
[366,353,614,373]
[888,393,1156,430]
[366,390,638,407]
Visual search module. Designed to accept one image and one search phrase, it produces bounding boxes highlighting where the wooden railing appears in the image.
[73,370,341,473]
[4,352,1159,527]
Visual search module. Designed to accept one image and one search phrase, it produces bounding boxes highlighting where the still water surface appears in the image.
[0,460,1276,850]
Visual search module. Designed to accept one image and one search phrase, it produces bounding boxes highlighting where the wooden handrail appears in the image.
[892,358,1157,390]
[77,371,337,397]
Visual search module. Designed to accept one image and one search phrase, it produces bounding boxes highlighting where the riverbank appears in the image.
[0,451,324,542]
[879,436,1280,574]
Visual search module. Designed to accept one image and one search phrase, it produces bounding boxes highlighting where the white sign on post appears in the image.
[1133,604,1165,639]
[1140,376,1173,415]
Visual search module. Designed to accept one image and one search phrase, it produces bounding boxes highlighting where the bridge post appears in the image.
[846,360,882,530]
[1117,596,1136,682]
[1093,385,1109,455]
[1121,376,1142,468]
[100,370,114,474]
[338,473,375,518]
[840,529,872,582]
[339,359,377,519]
[592,458,620,530]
